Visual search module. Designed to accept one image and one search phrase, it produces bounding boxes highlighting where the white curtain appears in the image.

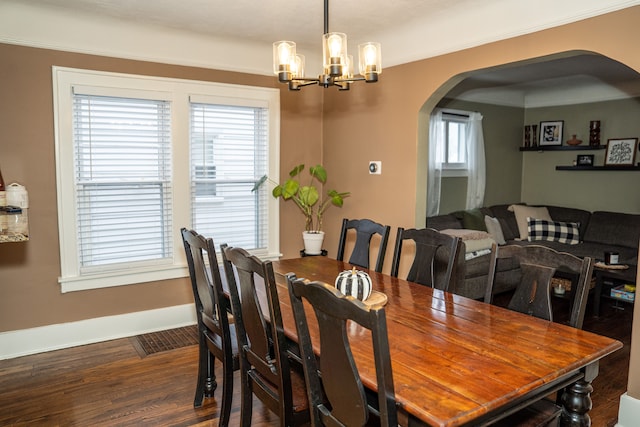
[465,112,486,210]
[427,110,444,216]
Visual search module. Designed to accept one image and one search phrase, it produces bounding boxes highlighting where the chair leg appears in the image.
[240,367,253,427]
[194,336,217,408]
[218,355,234,427]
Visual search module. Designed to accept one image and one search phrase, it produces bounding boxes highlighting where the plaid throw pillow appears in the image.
[527,217,580,245]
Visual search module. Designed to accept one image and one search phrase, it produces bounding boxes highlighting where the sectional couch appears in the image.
[427,203,640,300]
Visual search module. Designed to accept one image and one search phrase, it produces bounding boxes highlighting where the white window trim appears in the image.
[53,66,280,293]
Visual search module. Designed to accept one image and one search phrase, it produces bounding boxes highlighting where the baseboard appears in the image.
[616,392,640,427]
[0,304,197,360]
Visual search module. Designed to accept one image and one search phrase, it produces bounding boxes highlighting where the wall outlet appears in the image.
[369,161,382,175]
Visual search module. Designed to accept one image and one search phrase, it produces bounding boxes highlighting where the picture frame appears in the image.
[576,154,594,166]
[604,138,638,166]
[539,120,564,146]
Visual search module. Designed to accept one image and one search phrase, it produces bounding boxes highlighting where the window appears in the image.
[428,109,485,216]
[190,101,269,250]
[54,67,280,292]
[73,94,173,269]
[436,111,469,174]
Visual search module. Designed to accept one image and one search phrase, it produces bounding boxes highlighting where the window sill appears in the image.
[59,265,189,293]
[59,249,282,293]
[441,168,469,178]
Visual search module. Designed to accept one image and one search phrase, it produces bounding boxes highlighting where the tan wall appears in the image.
[0,43,323,332]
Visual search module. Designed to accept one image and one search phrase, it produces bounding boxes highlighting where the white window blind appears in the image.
[190,103,268,250]
[73,94,173,270]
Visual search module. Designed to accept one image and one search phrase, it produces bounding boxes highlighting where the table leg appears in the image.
[559,363,597,426]
[593,271,603,317]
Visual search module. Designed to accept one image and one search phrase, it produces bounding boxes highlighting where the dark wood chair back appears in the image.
[484,244,594,329]
[287,276,398,427]
[390,227,460,291]
[221,245,309,426]
[180,228,238,425]
[336,218,391,273]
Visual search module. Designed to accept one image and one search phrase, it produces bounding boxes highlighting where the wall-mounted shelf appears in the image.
[520,145,606,152]
[556,165,640,171]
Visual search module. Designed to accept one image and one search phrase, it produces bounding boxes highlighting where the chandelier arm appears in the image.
[334,77,365,83]
[292,78,320,86]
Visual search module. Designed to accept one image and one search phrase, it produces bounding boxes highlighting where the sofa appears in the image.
[427,203,640,300]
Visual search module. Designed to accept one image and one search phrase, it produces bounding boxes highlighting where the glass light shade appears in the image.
[358,42,382,77]
[291,54,305,78]
[341,55,354,79]
[273,41,296,74]
[323,32,347,69]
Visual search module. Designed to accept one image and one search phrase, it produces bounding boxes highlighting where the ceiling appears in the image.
[448,53,640,107]
[7,0,640,106]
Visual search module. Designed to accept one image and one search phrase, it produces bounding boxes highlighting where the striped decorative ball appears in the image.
[335,268,372,301]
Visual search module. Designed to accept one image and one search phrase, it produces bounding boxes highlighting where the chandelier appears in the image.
[272,0,382,91]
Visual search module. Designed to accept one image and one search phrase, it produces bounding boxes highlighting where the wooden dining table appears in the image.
[270,256,622,427]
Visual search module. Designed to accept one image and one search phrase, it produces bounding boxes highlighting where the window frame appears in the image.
[439,110,470,177]
[53,67,280,293]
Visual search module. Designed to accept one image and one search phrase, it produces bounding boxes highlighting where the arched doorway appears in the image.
[417,50,640,218]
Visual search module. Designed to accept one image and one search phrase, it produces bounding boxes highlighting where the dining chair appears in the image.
[220,244,309,427]
[287,276,398,427]
[390,227,460,291]
[180,228,239,426]
[484,243,594,329]
[336,218,391,273]
[483,243,595,427]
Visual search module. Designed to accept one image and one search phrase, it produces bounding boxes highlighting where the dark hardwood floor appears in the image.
[0,294,632,426]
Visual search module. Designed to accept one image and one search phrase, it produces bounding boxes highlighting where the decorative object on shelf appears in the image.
[576,154,594,166]
[0,205,28,241]
[589,120,601,146]
[566,134,582,146]
[604,138,638,166]
[252,164,349,255]
[273,0,382,91]
[605,251,620,265]
[523,125,531,147]
[6,182,28,209]
[335,267,373,301]
[531,124,538,147]
[539,120,564,146]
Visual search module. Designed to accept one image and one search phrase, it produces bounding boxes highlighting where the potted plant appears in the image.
[253,164,349,254]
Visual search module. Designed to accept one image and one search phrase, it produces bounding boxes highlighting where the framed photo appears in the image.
[539,120,564,146]
[604,138,638,166]
[576,154,594,166]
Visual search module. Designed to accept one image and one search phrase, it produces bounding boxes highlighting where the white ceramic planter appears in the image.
[302,231,325,255]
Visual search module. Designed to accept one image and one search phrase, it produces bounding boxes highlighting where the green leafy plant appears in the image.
[252,164,349,232]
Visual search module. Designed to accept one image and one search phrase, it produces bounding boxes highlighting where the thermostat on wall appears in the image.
[369,161,382,174]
